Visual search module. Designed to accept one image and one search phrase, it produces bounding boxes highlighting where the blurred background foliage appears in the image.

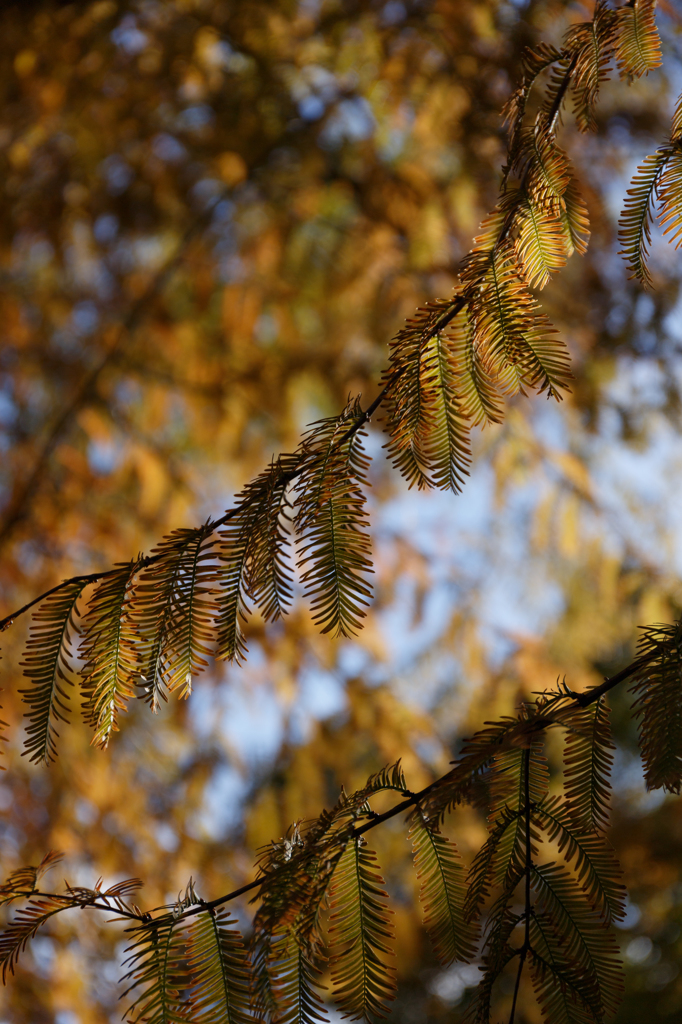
[0,0,681,1020]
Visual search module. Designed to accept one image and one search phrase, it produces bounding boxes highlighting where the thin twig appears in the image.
[508,745,533,1024]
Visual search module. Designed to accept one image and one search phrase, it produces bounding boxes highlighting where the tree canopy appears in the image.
[1,0,682,1022]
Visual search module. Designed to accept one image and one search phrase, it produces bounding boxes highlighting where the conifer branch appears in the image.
[15,650,647,926]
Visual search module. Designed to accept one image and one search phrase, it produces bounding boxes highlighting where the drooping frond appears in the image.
[294,400,373,637]
[519,124,573,213]
[531,863,624,1019]
[464,728,549,928]
[131,525,217,709]
[383,298,465,489]
[255,761,407,942]
[615,0,662,80]
[535,796,625,925]
[487,737,547,889]
[631,620,682,792]
[270,932,328,1024]
[247,458,297,623]
[466,895,520,1024]
[445,309,503,426]
[121,917,190,1024]
[515,199,568,289]
[467,247,572,400]
[618,144,674,287]
[529,914,602,1024]
[186,907,250,1024]
[399,328,472,492]
[0,894,79,981]
[561,699,614,831]
[19,579,86,763]
[217,456,298,663]
[0,851,63,906]
[672,91,682,142]
[80,561,140,749]
[559,176,591,257]
[464,806,522,923]
[328,837,396,1023]
[522,315,573,398]
[410,809,476,966]
[658,149,682,249]
[565,2,618,133]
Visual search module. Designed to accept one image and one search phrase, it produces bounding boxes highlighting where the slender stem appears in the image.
[548,51,579,132]
[523,747,532,949]
[508,944,526,1024]
[508,745,533,1024]
[572,652,655,706]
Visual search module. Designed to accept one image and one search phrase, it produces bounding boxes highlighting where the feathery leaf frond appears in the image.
[566,2,618,133]
[615,0,662,80]
[271,932,329,1024]
[561,699,614,831]
[80,561,140,749]
[515,199,568,289]
[531,862,624,1019]
[186,907,250,1024]
[529,915,602,1024]
[295,400,373,637]
[122,917,190,1024]
[383,299,465,489]
[131,525,217,709]
[631,620,682,792]
[618,144,674,287]
[0,894,79,982]
[468,247,571,400]
[410,810,476,966]
[0,876,134,984]
[247,458,297,623]
[559,176,591,257]
[328,837,396,1023]
[467,896,520,1024]
[521,124,573,212]
[217,456,298,663]
[672,91,682,142]
[535,796,625,925]
[464,806,522,923]
[658,148,682,249]
[488,737,547,890]
[19,579,86,763]
[445,309,503,426]
[418,331,472,492]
